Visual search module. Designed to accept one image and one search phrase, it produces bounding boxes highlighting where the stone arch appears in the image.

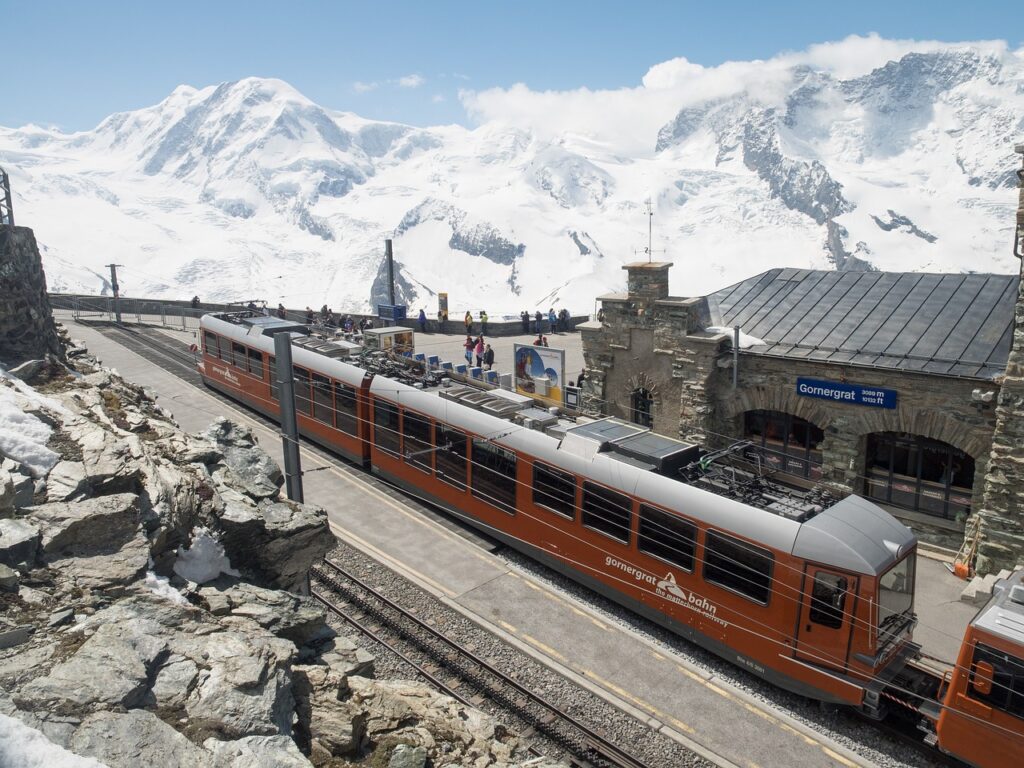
[720,387,836,432]
[624,371,660,402]
[848,409,988,461]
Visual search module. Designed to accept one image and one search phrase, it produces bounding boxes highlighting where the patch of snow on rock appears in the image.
[173,527,240,584]
[0,382,59,478]
[143,570,188,604]
[0,713,109,768]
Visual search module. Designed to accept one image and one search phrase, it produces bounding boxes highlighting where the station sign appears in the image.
[796,377,897,409]
[377,304,407,321]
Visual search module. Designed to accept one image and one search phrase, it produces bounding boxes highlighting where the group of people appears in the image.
[463,335,495,369]
[519,308,571,335]
[300,305,372,334]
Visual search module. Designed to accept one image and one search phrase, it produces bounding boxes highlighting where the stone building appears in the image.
[0,225,63,366]
[581,151,1024,570]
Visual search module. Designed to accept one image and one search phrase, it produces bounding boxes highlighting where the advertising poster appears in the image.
[513,343,565,407]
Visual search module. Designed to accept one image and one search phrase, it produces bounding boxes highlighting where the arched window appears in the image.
[865,433,974,521]
[630,388,654,428]
[744,410,824,479]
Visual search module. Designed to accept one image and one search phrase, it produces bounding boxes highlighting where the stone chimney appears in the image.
[971,144,1024,573]
[623,261,673,303]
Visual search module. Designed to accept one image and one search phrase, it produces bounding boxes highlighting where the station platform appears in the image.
[59,318,979,768]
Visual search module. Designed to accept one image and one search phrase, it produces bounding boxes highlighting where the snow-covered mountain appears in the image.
[1,38,1022,314]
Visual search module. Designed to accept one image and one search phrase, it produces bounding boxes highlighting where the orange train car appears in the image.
[197,312,1023,763]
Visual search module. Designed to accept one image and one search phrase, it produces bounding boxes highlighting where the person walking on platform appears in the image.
[534,310,543,334]
[548,308,557,334]
[483,344,494,370]
[276,303,286,320]
[437,309,447,334]
[463,335,474,365]
[521,310,530,334]
[305,307,315,325]
[464,311,473,335]
[418,308,427,333]
[474,336,485,367]
[480,309,489,335]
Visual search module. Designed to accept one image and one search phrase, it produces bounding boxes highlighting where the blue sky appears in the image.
[4,0,1022,131]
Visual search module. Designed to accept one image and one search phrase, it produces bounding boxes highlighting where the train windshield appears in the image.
[877,554,915,648]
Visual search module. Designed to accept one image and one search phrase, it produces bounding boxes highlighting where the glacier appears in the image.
[0,40,1022,315]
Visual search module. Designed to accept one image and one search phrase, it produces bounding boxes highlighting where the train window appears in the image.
[638,505,696,571]
[703,531,773,604]
[471,440,517,515]
[203,331,219,358]
[311,373,333,425]
[402,411,432,473]
[581,482,632,544]
[435,423,467,489]
[268,356,278,400]
[968,644,1024,720]
[292,367,313,416]
[232,342,246,369]
[808,573,848,629]
[532,463,576,519]
[247,348,264,380]
[373,399,401,456]
[333,382,358,435]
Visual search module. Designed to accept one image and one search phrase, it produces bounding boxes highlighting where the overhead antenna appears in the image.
[633,197,665,263]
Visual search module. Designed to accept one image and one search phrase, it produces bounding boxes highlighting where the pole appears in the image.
[648,200,653,263]
[733,326,740,389]
[385,239,395,327]
[274,331,304,503]
[106,264,123,323]
[1014,143,1023,260]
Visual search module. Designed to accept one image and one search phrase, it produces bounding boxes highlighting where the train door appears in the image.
[795,566,857,671]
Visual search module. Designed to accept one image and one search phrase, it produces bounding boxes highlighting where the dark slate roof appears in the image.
[706,269,1019,379]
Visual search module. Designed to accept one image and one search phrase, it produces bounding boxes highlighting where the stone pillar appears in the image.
[0,226,63,366]
[971,145,1024,573]
[624,262,673,304]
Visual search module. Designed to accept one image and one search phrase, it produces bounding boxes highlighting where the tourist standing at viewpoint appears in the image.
[474,336,485,367]
[483,344,495,370]
[463,335,474,364]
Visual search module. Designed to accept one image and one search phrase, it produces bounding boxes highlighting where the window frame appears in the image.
[402,409,433,474]
[967,643,1024,720]
[292,366,313,416]
[532,462,576,520]
[581,481,632,544]
[470,439,518,515]
[203,331,220,359]
[702,530,774,605]
[638,503,697,572]
[311,372,334,425]
[247,347,264,380]
[333,381,358,435]
[435,423,467,490]
[372,398,401,456]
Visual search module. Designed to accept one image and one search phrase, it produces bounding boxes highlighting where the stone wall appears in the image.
[0,226,62,366]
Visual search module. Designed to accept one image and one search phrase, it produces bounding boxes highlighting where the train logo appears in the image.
[212,365,240,386]
[656,572,727,626]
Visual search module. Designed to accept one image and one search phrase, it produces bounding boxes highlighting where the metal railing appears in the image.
[51,295,207,331]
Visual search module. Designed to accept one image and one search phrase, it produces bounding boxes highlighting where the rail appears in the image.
[311,559,653,768]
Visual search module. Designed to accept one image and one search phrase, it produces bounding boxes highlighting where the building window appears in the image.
[744,410,824,479]
[865,433,974,521]
[471,440,517,515]
[582,482,632,543]
[630,388,654,428]
[703,531,773,604]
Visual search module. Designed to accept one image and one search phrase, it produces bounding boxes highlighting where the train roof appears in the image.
[372,375,914,577]
[973,568,1024,646]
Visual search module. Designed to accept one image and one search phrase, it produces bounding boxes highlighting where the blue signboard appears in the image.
[796,377,897,409]
[377,304,407,321]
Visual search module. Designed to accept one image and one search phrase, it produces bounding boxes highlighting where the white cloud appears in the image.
[353,81,378,93]
[432,93,445,103]
[458,35,1016,156]
[398,74,425,88]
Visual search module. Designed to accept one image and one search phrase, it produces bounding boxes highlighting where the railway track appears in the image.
[310,559,652,768]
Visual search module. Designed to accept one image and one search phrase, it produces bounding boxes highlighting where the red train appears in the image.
[197,312,1023,767]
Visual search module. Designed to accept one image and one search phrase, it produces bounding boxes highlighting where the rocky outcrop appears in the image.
[0,343,567,767]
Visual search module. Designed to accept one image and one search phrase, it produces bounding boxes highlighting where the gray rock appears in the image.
[197,579,331,647]
[46,460,89,502]
[3,459,35,510]
[26,492,139,559]
[389,743,428,768]
[47,608,75,628]
[319,635,375,679]
[150,654,199,712]
[293,665,360,757]
[0,517,41,569]
[50,532,150,593]
[7,359,46,382]
[217,497,333,592]
[70,710,211,768]
[0,562,19,592]
[0,623,33,649]
[201,419,283,500]
[0,472,13,517]
[204,735,313,767]
[65,419,142,494]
